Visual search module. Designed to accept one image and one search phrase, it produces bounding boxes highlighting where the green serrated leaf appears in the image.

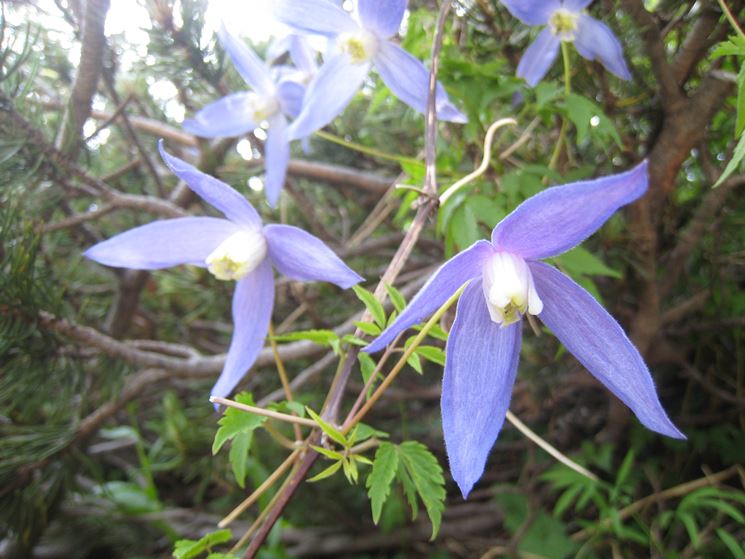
[384,282,407,313]
[212,393,266,455]
[397,441,446,539]
[407,352,423,374]
[228,432,252,488]
[343,334,369,346]
[311,444,345,461]
[711,36,745,58]
[353,285,387,328]
[366,442,399,524]
[354,423,389,442]
[355,321,382,336]
[307,460,343,483]
[173,529,232,559]
[306,407,348,447]
[358,352,378,400]
[271,329,339,346]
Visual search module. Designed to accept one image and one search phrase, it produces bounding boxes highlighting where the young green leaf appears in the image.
[306,407,348,448]
[384,282,407,313]
[353,285,387,328]
[228,432,253,488]
[307,460,343,483]
[397,441,446,539]
[715,131,745,187]
[212,393,266,455]
[173,529,232,559]
[415,345,446,366]
[366,442,400,524]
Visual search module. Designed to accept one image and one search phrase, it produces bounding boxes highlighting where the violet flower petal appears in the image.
[287,54,370,140]
[441,279,522,498]
[492,161,648,260]
[272,0,358,38]
[84,217,239,269]
[365,240,494,354]
[217,24,275,96]
[563,0,593,9]
[264,115,291,208]
[374,42,467,123]
[358,0,407,39]
[159,142,262,229]
[264,224,363,288]
[500,0,559,25]
[211,259,275,399]
[182,93,258,138]
[530,261,685,439]
[276,80,305,119]
[574,14,632,80]
[516,27,561,87]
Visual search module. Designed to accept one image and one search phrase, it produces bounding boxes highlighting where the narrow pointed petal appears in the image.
[374,42,467,123]
[563,0,593,10]
[573,15,632,80]
[530,262,685,439]
[182,93,257,138]
[492,161,648,260]
[500,0,559,25]
[272,0,358,37]
[263,224,363,288]
[442,280,522,498]
[289,35,318,74]
[365,240,494,353]
[217,24,275,95]
[211,260,275,399]
[516,27,561,87]
[159,142,262,229]
[287,54,370,140]
[264,115,291,208]
[358,0,406,38]
[84,217,238,269]
[276,80,305,118]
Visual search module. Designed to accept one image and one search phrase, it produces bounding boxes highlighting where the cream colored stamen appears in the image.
[549,8,579,41]
[206,229,267,281]
[482,252,543,327]
[338,29,379,64]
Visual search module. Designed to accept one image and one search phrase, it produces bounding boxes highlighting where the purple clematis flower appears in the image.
[85,141,362,400]
[501,0,632,86]
[183,24,305,207]
[365,161,684,497]
[273,0,467,140]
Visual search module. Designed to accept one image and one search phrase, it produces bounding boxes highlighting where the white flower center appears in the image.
[206,229,267,281]
[549,8,579,41]
[338,29,379,64]
[482,252,543,326]
[246,92,280,124]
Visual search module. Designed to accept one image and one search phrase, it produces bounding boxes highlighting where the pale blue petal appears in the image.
[272,0,358,37]
[263,224,363,288]
[563,0,593,10]
[573,14,632,80]
[516,27,561,87]
[182,93,257,138]
[289,35,318,74]
[530,262,685,439]
[287,54,370,140]
[217,24,275,95]
[264,115,291,208]
[84,217,238,269]
[442,280,522,498]
[358,0,406,38]
[374,42,467,123]
[211,259,275,399]
[500,0,559,25]
[266,35,293,64]
[276,79,305,118]
[365,240,494,353]
[492,161,648,260]
[159,142,262,229]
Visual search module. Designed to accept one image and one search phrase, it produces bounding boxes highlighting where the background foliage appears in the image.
[1,0,744,557]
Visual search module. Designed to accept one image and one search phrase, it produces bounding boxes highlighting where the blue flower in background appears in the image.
[183,24,306,207]
[85,142,362,401]
[501,0,632,86]
[365,161,684,497]
[273,0,467,140]
[267,33,319,86]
